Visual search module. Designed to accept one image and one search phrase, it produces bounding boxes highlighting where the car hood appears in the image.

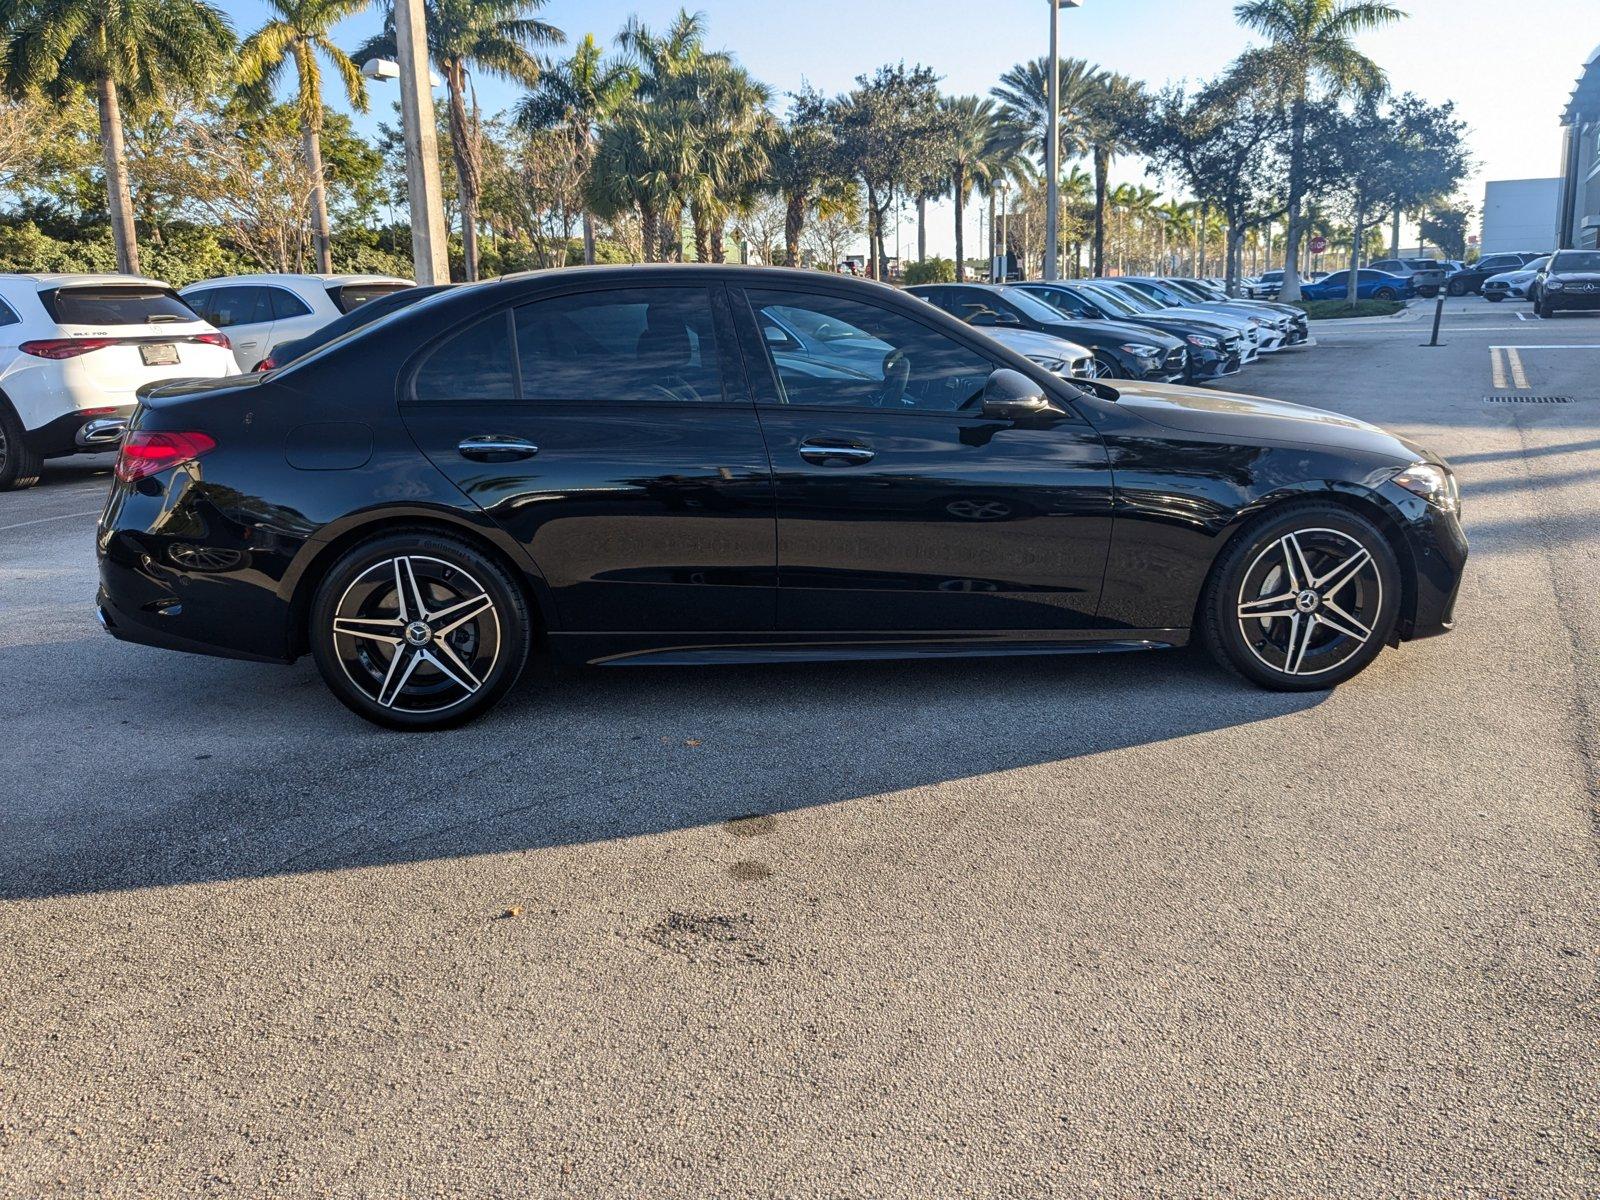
[981,326,1093,360]
[1486,269,1534,284]
[1108,381,1426,463]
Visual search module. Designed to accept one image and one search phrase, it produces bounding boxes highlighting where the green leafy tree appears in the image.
[359,0,562,280]
[833,63,952,280]
[1233,0,1405,300]
[514,33,636,263]
[769,85,852,268]
[1083,71,1146,276]
[237,0,369,274]
[942,95,1008,281]
[989,56,1099,170]
[0,0,234,275]
[1420,204,1470,259]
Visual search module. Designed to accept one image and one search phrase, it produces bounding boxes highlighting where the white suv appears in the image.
[180,274,414,372]
[0,274,235,490]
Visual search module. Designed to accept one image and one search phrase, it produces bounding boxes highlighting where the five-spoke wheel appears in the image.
[1201,504,1399,691]
[310,533,531,729]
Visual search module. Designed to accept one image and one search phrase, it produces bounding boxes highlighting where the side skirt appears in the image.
[550,629,1190,668]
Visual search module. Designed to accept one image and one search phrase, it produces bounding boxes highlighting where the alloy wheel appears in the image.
[331,555,502,713]
[1235,528,1382,678]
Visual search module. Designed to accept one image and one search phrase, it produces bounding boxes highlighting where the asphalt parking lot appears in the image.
[2,296,1597,1197]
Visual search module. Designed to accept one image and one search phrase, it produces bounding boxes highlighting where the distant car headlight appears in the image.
[1545,278,1564,291]
[1390,461,1459,514]
[1185,333,1219,349]
[1120,343,1162,358]
[1025,354,1068,373]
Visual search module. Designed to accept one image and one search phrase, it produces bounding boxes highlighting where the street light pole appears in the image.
[394,0,449,284]
[1043,0,1081,283]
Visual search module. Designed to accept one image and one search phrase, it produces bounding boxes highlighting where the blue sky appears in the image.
[212,0,1598,257]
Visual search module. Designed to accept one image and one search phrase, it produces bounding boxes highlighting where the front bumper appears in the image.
[1386,485,1468,641]
[1186,349,1243,382]
[1542,287,1600,309]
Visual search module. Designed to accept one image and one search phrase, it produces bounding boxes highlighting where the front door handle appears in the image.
[798,439,875,466]
[458,434,539,462]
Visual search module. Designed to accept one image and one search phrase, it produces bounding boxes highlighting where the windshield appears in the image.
[1121,281,1179,308]
[1524,257,1550,272]
[1090,283,1161,314]
[1001,287,1079,324]
[1075,284,1141,317]
[1165,280,1213,301]
[1551,251,1600,273]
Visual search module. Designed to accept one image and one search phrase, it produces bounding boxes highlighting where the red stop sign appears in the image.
[1309,235,1328,254]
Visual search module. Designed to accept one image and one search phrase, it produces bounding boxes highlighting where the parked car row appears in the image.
[0,271,415,488]
[906,274,1313,390]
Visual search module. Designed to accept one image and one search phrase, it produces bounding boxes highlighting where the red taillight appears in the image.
[195,331,232,350]
[21,337,115,359]
[114,431,216,483]
[254,356,276,372]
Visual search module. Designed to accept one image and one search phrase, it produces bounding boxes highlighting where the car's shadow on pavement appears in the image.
[0,639,1327,901]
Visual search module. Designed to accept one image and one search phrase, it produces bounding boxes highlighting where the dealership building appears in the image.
[1555,42,1600,249]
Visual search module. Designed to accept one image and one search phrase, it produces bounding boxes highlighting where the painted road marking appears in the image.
[1487,344,1600,350]
[0,509,100,532]
[1491,347,1507,389]
[1507,347,1530,389]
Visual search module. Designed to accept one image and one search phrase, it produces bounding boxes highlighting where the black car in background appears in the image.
[1446,251,1543,296]
[256,284,453,371]
[906,282,1187,382]
[99,265,1466,730]
[1013,281,1247,383]
[1531,249,1600,316]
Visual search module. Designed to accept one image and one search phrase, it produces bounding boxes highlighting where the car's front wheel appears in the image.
[1094,353,1127,379]
[0,400,42,491]
[1538,298,1556,319]
[1485,293,1504,303]
[1446,278,1468,296]
[309,532,532,730]
[1199,503,1400,692]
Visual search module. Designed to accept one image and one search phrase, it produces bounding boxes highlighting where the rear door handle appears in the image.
[798,439,875,466]
[458,435,539,462]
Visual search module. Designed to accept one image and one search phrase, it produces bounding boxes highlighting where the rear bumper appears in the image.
[24,405,135,457]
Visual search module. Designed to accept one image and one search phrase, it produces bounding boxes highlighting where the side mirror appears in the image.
[980,368,1059,423]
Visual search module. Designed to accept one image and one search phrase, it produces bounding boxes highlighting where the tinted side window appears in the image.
[413,312,516,401]
[745,289,994,413]
[203,287,271,328]
[269,287,313,319]
[184,289,216,324]
[514,287,724,404]
[0,297,22,327]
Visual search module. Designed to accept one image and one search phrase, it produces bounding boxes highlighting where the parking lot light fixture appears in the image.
[1044,0,1082,282]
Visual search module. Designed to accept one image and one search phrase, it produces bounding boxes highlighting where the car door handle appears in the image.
[458,435,539,462]
[798,439,875,466]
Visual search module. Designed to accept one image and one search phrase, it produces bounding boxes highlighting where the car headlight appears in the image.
[1120,343,1161,358]
[1025,354,1067,373]
[1545,278,1564,291]
[1185,333,1219,349]
[1390,461,1459,514]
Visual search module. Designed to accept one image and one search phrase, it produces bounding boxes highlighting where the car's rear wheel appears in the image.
[1419,286,1438,298]
[1374,287,1398,301]
[1446,278,1467,297]
[309,532,532,730]
[1199,503,1400,692]
[0,400,42,491]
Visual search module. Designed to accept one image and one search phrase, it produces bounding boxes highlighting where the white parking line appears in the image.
[1487,344,1600,350]
[1490,347,1507,389]
[0,509,100,532]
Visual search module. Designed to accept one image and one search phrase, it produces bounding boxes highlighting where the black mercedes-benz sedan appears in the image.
[97,265,1467,730]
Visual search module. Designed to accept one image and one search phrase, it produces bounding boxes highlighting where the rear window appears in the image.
[42,286,197,326]
[329,282,412,314]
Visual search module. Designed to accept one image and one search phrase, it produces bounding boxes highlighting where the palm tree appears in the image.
[587,106,672,262]
[1084,71,1145,277]
[769,86,849,268]
[0,0,233,275]
[360,0,563,280]
[514,34,636,264]
[990,55,1100,168]
[1234,0,1404,300]
[943,95,1005,281]
[238,0,368,274]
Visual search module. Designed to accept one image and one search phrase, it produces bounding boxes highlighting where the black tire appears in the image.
[1485,293,1504,303]
[1419,286,1438,298]
[0,399,43,491]
[1094,352,1127,379]
[1538,299,1555,319]
[1446,278,1467,297]
[1198,502,1400,692]
[1374,287,1397,302]
[309,531,532,730]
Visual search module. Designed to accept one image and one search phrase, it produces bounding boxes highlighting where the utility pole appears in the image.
[1043,1,1082,282]
[394,0,449,284]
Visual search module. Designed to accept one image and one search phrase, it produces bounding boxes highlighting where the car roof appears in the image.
[179,273,415,290]
[0,272,173,289]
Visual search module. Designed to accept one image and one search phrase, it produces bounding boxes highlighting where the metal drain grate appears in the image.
[1484,394,1571,404]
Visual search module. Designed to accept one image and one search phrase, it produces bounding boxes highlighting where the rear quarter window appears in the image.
[330,283,412,314]
[42,286,198,326]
